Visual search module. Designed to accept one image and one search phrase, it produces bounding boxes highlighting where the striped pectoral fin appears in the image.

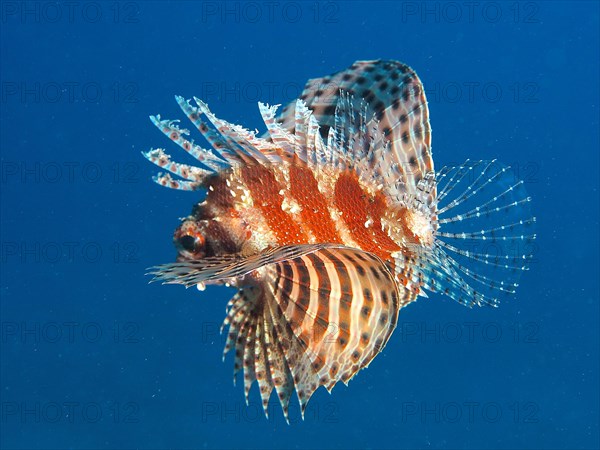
[265,248,404,388]
[148,243,344,288]
[221,246,406,421]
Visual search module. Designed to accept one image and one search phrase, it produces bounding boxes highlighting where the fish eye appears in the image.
[174,220,206,257]
[176,232,205,256]
[179,234,199,252]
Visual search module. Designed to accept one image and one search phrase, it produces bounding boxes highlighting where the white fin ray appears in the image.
[148,243,346,287]
[391,159,536,307]
[142,148,212,182]
[427,160,535,306]
[148,91,396,198]
[192,97,275,165]
[176,96,244,164]
[258,102,297,157]
[151,172,204,191]
[149,115,227,172]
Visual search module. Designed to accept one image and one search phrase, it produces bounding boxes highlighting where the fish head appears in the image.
[173,199,248,261]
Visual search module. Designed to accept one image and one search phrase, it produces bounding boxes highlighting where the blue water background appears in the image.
[1,1,598,449]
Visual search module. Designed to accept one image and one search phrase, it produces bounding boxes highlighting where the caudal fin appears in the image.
[417,160,536,307]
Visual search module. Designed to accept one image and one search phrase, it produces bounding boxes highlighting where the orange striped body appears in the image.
[197,160,413,261]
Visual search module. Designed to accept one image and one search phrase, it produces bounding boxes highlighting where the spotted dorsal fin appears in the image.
[277,60,433,195]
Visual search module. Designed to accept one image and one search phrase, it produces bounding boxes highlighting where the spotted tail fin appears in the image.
[408,160,536,307]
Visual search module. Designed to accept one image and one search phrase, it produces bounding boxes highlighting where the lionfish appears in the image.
[145,60,535,422]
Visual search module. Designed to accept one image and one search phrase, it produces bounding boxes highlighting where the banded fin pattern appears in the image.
[151,245,405,422]
[149,243,342,287]
[145,97,283,191]
[145,94,399,207]
[220,247,404,422]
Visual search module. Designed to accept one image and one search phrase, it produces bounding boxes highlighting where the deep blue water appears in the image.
[1,1,598,449]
